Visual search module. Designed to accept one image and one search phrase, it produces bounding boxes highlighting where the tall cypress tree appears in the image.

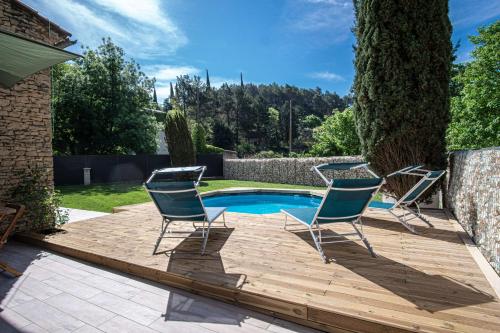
[206,69,211,90]
[153,86,158,109]
[165,109,195,167]
[353,0,452,197]
[169,82,175,99]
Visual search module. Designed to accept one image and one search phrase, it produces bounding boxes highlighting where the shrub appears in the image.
[252,150,283,159]
[192,123,207,153]
[165,109,195,166]
[204,144,224,154]
[236,142,256,158]
[309,108,361,157]
[353,0,452,197]
[9,167,68,230]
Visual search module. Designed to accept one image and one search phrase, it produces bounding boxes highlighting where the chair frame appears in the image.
[282,179,384,263]
[0,203,25,277]
[311,162,379,185]
[145,167,227,255]
[371,166,446,233]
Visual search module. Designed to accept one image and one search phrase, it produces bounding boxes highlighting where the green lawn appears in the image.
[57,180,325,213]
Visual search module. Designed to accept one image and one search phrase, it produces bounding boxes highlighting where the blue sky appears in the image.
[25,0,500,102]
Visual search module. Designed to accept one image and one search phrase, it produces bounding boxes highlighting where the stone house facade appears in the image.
[0,0,72,232]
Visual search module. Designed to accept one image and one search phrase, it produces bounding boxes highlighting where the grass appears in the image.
[57,180,325,213]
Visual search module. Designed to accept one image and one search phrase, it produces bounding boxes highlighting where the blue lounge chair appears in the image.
[311,162,379,185]
[368,166,446,233]
[144,166,227,255]
[281,178,384,263]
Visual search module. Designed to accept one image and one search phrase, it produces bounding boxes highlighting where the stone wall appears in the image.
[446,147,499,273]
[0,0,70,232]
[223,156,371,187]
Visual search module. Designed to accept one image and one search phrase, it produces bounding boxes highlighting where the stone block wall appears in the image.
[0,0,70,232]
[446,148,499,273]
[223,156,371,187]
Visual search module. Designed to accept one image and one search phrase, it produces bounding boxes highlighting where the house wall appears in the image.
[445,147,500,273]
[0,0,70,232]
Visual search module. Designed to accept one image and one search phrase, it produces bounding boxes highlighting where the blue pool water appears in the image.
[203,193,321,214]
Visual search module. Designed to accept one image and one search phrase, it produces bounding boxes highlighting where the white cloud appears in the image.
[155,84,172,102]
[450,1,500,28]
[210,76,239,88]
[145,65,201,81]
[309,71,344,81]
[89,0,186,50]
[285,0,354,44]
[33,0,186,58]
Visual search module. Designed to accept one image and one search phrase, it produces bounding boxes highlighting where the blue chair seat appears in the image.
[205,206,226,223]
[369,201,395,210]
[281,208,317,226]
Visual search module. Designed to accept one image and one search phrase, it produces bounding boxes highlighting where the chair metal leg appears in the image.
[309,226,327,263]
[389,209,418,234]
[351,219,376,258]
[153,218,170,254]
[222,212,228,229]
[201,220,211,255]
[283,214,288,230]
[412,203,434,227]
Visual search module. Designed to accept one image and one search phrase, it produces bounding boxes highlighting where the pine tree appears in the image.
[353,0,452,197]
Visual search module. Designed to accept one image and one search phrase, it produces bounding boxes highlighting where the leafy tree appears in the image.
[165,109,195,166]
[192,123,207,153]
[302,114,322,129]
[447,21,500,150]
[298,114,322,148]
[267,107,280,145]
[212,121,234,150]
[310,108,361,156]
[52,38,158,155]
[353,0,452,197]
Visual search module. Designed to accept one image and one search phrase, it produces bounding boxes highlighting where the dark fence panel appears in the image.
[54,154,223,185]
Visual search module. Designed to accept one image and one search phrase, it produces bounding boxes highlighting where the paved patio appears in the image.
[0,241,319,333]
[13,203,500,333]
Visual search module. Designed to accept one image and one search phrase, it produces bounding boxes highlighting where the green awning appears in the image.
[0,29,80,88]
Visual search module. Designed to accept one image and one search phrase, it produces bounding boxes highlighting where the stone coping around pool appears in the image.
[200,187,325,198]
[112,187,326,213]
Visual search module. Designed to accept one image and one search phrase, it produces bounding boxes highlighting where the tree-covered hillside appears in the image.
[168,74,352,153]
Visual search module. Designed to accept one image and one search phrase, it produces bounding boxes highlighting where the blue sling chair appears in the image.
[144,166,227,255]
[368,166,446,233]
[281,177,385,263]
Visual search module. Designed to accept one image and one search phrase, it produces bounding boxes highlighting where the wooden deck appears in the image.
[18,202,500,333]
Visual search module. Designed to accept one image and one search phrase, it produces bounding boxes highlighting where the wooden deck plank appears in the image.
[17,204,500,333]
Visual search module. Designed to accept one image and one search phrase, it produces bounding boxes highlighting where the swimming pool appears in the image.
[202,192,321,214]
